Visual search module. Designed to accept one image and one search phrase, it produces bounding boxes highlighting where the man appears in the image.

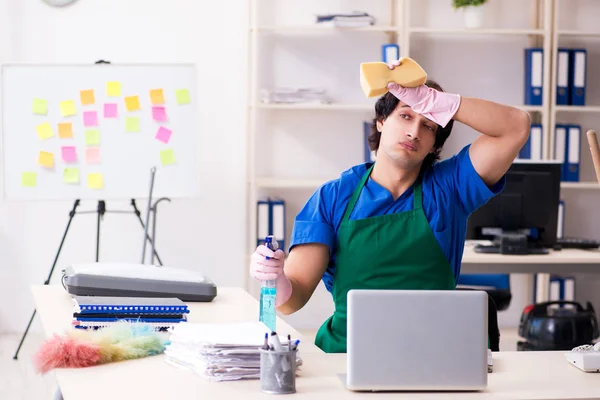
[249,60,531,353]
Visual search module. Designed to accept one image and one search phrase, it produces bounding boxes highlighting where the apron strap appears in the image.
[341,164,373,223]
[342,165,424,222]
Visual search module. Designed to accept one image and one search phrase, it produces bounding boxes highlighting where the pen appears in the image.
[288,334,291,351]
[292,339,300,351]
[269,331,290,372]
[262,332,269,350]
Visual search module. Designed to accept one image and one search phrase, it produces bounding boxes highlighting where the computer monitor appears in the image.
[466,160,562,254]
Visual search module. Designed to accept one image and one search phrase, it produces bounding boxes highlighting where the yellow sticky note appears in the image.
[160,149,176,166]
[58,122,73,139]
[175,89,190,105]
[85,129,100,145]
[80,89,95,105]
[107,81,121,97]
[150,89,165,105]
[125,117,140,133]
[124,95,141,112]
[88,173,103,189]
[32,98,48,115]
[38,151,54,168]
[63,167,80,184]
[36,122,54,140]
[22,172,37,187]
[60,100,76,117]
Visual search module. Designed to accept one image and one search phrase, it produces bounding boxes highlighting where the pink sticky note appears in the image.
[86,147,101,164]
[104,103,118,118]
[83,111,98,127]
[152,106,168,122]
[61,146,77,163]
[155,126,173,144]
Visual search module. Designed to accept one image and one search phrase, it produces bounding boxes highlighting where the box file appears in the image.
[524,48,543,106]
[256,198,286,252]
[363,121,376,163]
[568,49,587,106]
[519,124,543,160]
[554,124,568,180]
[556,48,570,105]
[381,44,399,63]
[565,124,581,182]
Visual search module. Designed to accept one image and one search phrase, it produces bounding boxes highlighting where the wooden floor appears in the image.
[1,329,522,399]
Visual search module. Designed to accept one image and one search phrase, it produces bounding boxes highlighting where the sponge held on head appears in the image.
[360,57,427,98]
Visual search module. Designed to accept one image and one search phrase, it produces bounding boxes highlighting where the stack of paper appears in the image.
[260,88,331,104]
[164,321,302,382]
[315,11,376,27]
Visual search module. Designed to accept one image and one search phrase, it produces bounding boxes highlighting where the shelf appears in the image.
[254,103,374,111]
[557,30,600,37]
[554,106,600,113]
[560,182,600,189]
[255,178,330,189]
[253,25,398,33]
[519,105,544,113]
[409,28,546,36]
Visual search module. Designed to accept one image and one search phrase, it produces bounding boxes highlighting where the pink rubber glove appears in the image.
[249,245,293,307]
[386,61,461,128]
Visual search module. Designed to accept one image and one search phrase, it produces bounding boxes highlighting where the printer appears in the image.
[62,262,217,302]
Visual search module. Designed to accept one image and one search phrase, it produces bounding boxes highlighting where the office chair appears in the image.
[588,130,600,185]
[456,274,512,312]
[456,287,500,351]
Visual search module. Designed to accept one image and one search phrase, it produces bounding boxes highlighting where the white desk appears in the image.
[33,285,600,400]
[461,245,600,274]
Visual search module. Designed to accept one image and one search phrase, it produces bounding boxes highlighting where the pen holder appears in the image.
[259,347,297,394]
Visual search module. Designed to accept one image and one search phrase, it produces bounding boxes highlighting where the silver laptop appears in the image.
[342,289,488,391]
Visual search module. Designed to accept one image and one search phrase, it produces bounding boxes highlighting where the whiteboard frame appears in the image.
[0,62,202,202]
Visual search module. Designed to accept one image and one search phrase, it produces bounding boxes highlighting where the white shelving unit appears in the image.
[245,0,599,294]
[549,0,600,190]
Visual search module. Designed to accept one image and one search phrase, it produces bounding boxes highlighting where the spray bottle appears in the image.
[259,235,278,331]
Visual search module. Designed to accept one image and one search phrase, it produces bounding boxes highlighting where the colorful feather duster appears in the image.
[34,322,169,374]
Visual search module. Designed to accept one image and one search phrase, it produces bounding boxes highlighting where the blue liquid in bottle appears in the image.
[259,281,277,332]
[259,235,278,332]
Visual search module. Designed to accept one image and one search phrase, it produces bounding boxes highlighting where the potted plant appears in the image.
[452,0,488,29]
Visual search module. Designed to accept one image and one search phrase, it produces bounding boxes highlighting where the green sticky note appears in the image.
[63,167,80,184]
[175,89,190,105]
[32,98,48,115]
[85,129,100,145]
[22,172,37,187]
[160,149,176,166]
[125,117,140,133]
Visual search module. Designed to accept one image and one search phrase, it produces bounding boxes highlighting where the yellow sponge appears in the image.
[360,57,427,98]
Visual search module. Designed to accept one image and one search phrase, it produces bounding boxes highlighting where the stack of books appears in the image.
[70,296,189,331]
[164,321,302,382]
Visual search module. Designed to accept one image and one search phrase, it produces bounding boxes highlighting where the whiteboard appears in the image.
[1,63,200,201]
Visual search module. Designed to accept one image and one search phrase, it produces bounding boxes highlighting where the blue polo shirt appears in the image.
[289,144,506,293]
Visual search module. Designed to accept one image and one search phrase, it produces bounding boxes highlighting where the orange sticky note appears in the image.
[88,173,103,189]
[38,151,54,168]
[124,95,140,112]
[58,122,73,139]
[150,89,165,105]
[80,89,95,105]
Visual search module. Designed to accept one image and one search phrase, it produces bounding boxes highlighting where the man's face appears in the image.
[376,102,438,170]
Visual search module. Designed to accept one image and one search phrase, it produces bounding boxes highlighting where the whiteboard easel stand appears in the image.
[12,197,164,360]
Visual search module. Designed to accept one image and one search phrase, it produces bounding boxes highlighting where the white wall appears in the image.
[0,0,249,334]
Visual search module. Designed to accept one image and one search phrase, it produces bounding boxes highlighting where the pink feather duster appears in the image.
[34,322,169,374]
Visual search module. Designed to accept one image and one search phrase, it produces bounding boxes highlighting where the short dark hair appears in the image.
[367,80,454,173]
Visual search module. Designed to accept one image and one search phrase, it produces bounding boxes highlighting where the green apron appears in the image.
[315,165,456,353]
